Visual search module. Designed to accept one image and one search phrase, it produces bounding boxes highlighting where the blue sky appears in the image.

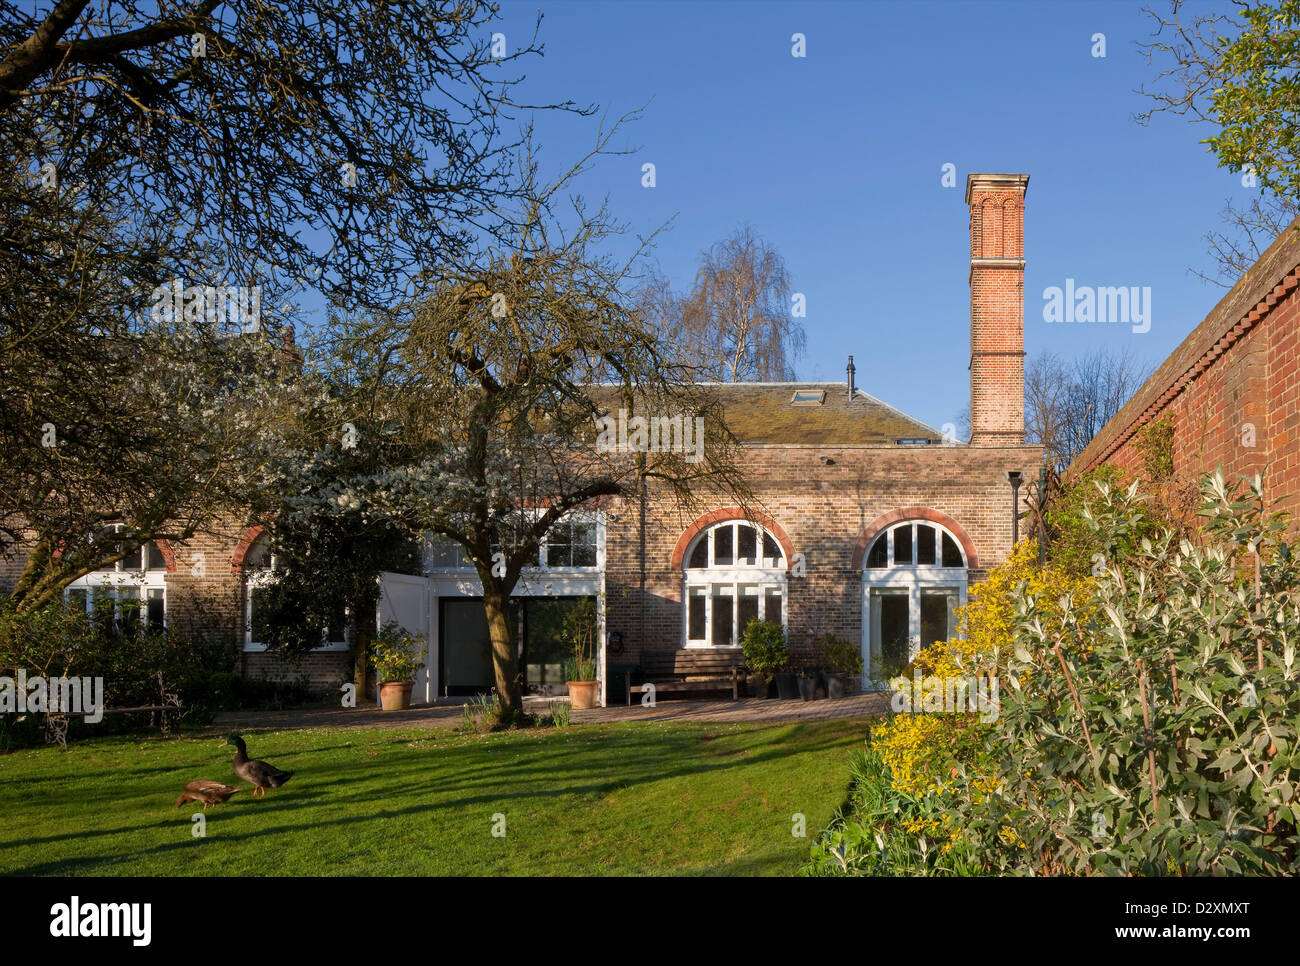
[487,0,1252,432]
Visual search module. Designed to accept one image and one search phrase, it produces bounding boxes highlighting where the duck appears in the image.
[174,779,241,810]
[223,733,294,797]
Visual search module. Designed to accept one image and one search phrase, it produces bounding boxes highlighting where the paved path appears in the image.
[209,692,891,734]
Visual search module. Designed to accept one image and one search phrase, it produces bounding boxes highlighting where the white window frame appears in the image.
[423,512,605,575]
[65,525,167,630]
[682,521,788,648]
[860,520,969,687]
[243,538,348,653]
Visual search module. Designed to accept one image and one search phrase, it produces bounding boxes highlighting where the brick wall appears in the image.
[604,443,1042,665]
[1072,218,1300,522]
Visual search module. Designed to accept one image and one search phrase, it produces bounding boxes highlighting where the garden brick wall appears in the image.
[1072,218,1300,521]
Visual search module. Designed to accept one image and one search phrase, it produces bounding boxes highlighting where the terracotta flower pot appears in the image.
[379,680,414,711]
[567,680,599,710]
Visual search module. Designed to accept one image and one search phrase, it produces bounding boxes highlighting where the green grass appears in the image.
[0,717,875,876]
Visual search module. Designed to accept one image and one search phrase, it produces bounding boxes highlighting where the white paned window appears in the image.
[682,520,787,647]
[65,524,167,631]
[861,519,969,685]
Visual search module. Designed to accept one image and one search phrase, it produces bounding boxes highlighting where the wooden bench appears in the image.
[43,674,181,749]
[626,650,744,705]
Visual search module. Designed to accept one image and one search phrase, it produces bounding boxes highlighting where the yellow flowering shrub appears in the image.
[873,539,1095,803]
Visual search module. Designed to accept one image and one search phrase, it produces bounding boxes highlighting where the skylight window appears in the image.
[791,390,826,406]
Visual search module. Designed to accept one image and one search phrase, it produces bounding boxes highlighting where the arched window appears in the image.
[861,519,968,684]
[243,534,346,652]
[682,520,786,647]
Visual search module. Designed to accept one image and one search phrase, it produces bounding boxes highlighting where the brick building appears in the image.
[1071,216,1300,519]
[3,174,1043,704]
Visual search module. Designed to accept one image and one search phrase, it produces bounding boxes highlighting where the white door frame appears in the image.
[861,570,967,689]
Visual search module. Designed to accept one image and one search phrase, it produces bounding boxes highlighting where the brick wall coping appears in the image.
[1071,219,1300,476]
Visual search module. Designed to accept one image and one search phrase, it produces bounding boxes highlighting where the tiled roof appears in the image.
[592,382,945,446]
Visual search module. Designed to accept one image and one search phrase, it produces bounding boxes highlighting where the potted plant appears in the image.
[372,621,425,711]
[562,596,600,710]
[819,633,864,699]
[741,618,789,700]
[796,665,825,701]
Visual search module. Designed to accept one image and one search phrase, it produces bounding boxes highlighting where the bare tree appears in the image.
[1024,351,1072,469]
[1024,347,1152,471]
[1193,194,1300,288]
[645,224,805,381]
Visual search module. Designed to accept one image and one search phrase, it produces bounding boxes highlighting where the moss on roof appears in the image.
[591,382,943,446]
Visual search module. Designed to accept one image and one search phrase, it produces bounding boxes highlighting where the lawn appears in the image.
[0,716,875,876]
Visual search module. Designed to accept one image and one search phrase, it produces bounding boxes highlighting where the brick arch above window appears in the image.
[670,508,796,570]
[151,538,178,573]
[851,507,978,570]
[230,525,266,573]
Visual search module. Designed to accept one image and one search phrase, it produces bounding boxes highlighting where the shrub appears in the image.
[855,471,1300,875]
[803,742,982,877]
[819,633,862,674]
[741,619,788,674]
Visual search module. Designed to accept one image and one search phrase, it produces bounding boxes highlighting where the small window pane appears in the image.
[687,586,707,639]
[146,589,165,629]
[866,536,887,568]
[737,525,757,564]
[250,585,271,643]
[546,527,572,568]
[246,536,272,570]
[714,526,734,566]
[571,522,597,567]
[917,525,936,566]
[738,584,759,634]
[880,594,910,671]
[711,585,734,645]
[146,541,167,571]
[764,586,783,625]
[687,537,708,569]
[68,588,89,614]
[762,533,783,564]
[942,532,964,567]
[119,587,141,634]
[121,543,143,571]
[921,592,952,648]
[893,526,912,565]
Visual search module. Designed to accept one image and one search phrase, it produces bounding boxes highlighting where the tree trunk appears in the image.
[483,586,522,716]
[350,593,376,699]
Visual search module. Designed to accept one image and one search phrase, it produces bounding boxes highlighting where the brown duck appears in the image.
[224,734,293,797]
[174,780,241,810]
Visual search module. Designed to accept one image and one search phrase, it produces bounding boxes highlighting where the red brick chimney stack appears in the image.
[966,173,1028,446]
